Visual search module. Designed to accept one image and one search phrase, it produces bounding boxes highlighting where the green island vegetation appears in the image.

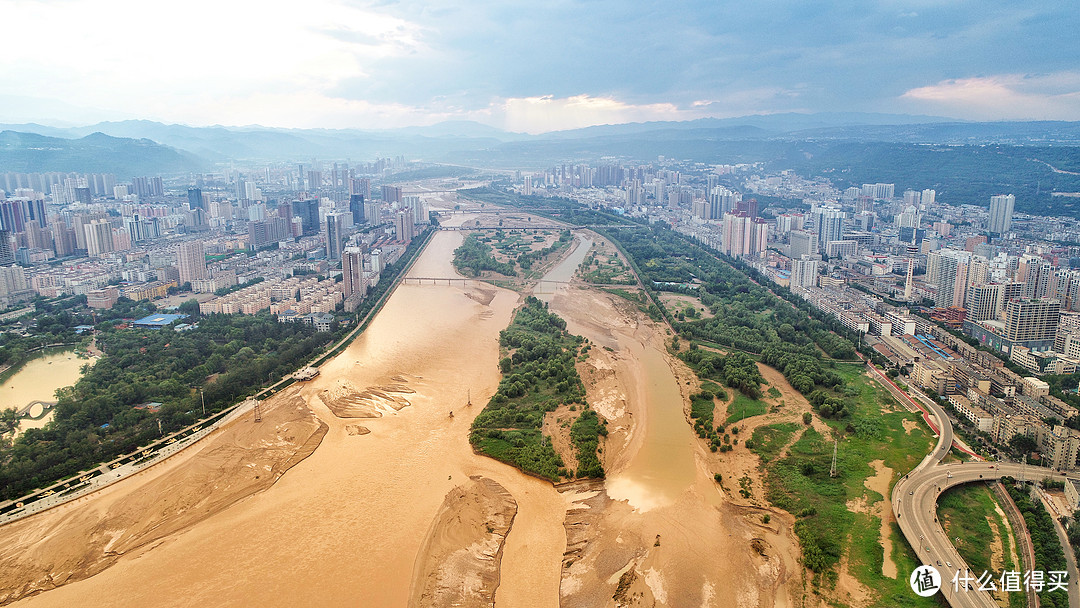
[0,312,332,500]
[453,233,517,277]
[514,229,572,272]
[455,228,572,280]
[469,296,604,481]
[1002,480,1069,608]
[937,483,1026,608]
[727,393,768,425]
[596,225,856,406]
[578,248,636,285]
[680,349,763,399]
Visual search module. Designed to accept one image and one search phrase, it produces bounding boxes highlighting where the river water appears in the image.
[540,234,698,511]
[7,225,700,608]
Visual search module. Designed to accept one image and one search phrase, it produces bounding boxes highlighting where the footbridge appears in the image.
[14,400,57,420]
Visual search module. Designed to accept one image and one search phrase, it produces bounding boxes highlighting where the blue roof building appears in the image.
[132,313,189,329]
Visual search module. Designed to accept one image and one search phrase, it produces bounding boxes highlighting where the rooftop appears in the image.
[132,313,189,328]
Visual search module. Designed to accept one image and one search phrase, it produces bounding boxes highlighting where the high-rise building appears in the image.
[861,183,895,200]
[966,284,1004,323]
[187,187,204,210]
[248,217,289,248]
[403,195,426,224]
[988,194,1015,234]
[791,256,819,288]
[721,212,766,258]
[895,206,920,229]
[0,265,29,300]
[0,232,13,265]
[21,197,47,227]
[349,194,365,225]
[247,202,267,222]
[365,202,382,225]
[708,187,740,219]
[292,199,320,236]
[775,213,805,234]
[930,249,972,308]
[84,219,115,257]
[326,213,345,261]
[815,207,845,253]
[1004,298,1060,348]
[349,178,371,199]
[393,210,415,242]
[49,224,75,257]
[789,230,817,259]
[381,185,403,203]
[0,200,25,233]
[342,247,367,297]
[177,241,208,285]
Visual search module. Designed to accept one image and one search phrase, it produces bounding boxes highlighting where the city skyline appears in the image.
[1,1,1079,132]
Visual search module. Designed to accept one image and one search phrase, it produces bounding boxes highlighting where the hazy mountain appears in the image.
[534,112,960,140]
[0,131,205,178]
[6,114,1079,167]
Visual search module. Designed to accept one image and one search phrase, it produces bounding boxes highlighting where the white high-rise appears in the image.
[988,194,1015,234]
[177,241,208,284]
[791,257,819,288]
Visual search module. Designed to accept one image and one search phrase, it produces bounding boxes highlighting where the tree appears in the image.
[178,298,200,319]
[1010,434,1038,457]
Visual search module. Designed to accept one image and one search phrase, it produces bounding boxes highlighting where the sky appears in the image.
[1,0,1078,133]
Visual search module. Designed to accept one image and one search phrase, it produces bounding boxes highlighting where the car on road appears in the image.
[946,561,952,568]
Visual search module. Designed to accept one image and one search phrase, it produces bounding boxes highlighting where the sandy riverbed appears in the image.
[545,281,804,608]
[3,222,807,608]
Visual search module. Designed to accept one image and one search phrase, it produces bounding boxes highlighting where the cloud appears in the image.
[1,1,1078,130]
[900,73,1080,120]
[495,95,686,133]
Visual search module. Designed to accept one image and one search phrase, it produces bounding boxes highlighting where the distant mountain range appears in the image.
[1,114,1079,220]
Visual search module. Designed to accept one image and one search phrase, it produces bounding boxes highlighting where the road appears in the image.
[880,359,1070,607]
[1037,487,1080,608]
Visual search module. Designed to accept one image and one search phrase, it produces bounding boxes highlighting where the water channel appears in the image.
[539,234,698,511]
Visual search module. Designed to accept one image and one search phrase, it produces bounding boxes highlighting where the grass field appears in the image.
[726,393,767,424]
[938,483,1025,608]
[763,362,938,605]
[749,422,801,463]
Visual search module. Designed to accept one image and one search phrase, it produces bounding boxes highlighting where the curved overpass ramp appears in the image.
[887,367,1067,607]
